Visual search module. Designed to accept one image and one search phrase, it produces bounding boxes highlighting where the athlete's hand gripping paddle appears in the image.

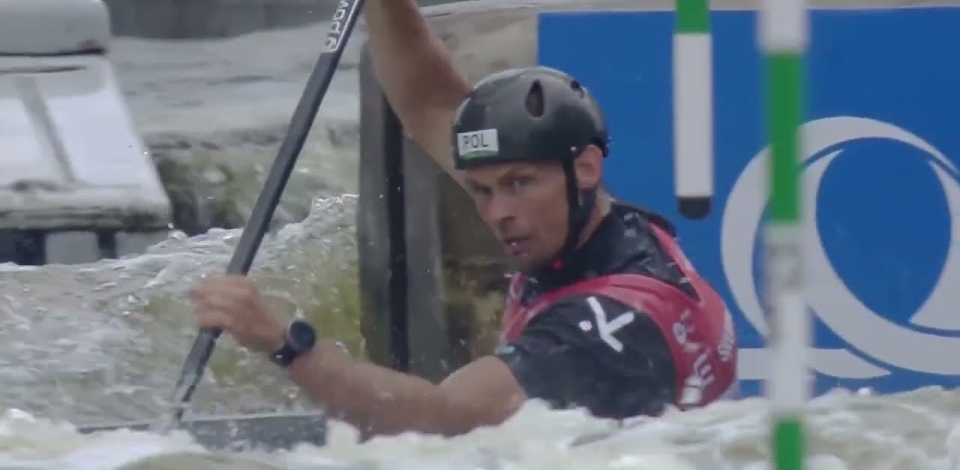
[156,0,367,432]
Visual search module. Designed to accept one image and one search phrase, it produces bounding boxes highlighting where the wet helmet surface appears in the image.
[451,66,612,269]
[451,66,609,169]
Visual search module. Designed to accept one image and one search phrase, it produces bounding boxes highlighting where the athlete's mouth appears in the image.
[502,236,531,255]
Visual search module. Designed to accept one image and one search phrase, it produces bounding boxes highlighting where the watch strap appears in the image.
[270,342,301,368]
[269,320,317,368]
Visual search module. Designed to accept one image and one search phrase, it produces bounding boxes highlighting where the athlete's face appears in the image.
[463,147,603,271]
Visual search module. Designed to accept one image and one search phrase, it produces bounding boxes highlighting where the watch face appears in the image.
[288,321,317,350]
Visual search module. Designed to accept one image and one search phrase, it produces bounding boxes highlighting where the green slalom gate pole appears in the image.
[760,0,809,470]
[673,0,714,220]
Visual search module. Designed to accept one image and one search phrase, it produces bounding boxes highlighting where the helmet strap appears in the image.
[556,159,597,266]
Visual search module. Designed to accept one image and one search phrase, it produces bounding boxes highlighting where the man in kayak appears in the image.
[190,0,737,439]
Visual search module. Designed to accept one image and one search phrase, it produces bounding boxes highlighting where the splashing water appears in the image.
[0,195,361,426]
[1,14,959,470]
[1,387,960,469]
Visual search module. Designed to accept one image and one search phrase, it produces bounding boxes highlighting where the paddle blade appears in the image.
[77,411,327,451]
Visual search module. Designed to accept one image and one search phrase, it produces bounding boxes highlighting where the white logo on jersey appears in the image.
[680,349,717,406]
[672,320,688,345]
[584,296,636,352]
[717,305,736,363]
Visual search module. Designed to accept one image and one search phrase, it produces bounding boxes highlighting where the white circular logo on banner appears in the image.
[723,116,960,378]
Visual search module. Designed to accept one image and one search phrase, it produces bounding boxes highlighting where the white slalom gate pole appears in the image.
[759,0,810,469]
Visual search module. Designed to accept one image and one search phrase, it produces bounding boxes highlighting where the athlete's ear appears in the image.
[574,144,604,190]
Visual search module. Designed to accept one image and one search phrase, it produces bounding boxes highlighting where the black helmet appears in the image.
[451,66,609,169]
[451,66,609,271]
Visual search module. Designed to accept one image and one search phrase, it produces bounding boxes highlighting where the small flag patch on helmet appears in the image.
[456,129,499,159]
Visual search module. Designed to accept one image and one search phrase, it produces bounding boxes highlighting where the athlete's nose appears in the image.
[484,192,519,227]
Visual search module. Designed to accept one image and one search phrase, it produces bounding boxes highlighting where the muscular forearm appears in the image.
[287,340,475,439]
[363,0,469,121]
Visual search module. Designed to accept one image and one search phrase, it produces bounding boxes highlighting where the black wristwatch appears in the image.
[270,319,317,368]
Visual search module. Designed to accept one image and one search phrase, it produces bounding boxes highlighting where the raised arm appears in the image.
[364,0,471,184]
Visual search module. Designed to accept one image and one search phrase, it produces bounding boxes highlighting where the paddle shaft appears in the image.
[158,0,367,432]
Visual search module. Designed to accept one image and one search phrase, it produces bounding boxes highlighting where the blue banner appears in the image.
[539,8,960,396]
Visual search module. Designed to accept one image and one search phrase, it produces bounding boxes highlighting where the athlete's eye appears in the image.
[508,176,534,193]
[468,184,492,199]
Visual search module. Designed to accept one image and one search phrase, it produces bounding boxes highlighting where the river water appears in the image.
[1,20,960,470]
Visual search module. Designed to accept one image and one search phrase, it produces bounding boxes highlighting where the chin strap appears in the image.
[551,159,597,270]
